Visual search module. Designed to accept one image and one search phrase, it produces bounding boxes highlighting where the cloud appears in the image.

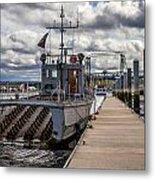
[84,1,144,30]
[0,1,145,81]
[1,30,38,54]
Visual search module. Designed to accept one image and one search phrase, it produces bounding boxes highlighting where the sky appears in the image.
[0,0,145,81]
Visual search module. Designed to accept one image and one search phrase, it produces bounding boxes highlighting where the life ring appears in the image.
[70,55,77,63]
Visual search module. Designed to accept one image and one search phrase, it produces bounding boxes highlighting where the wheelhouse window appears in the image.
[46,69,50,78]
[52,70,57,78]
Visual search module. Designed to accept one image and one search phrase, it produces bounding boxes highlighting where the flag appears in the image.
[37,32,49,48]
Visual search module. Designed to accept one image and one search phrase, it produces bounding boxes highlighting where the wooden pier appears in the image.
[64,96,144,170]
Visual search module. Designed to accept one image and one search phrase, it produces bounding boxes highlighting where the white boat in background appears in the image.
[90,95,105,115]
[95,85,107,96]
[0,92,39,100]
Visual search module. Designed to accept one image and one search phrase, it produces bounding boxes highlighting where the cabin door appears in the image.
[67,69,79,94]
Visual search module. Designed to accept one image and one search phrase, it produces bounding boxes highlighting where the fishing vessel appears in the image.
[36,6,93,143]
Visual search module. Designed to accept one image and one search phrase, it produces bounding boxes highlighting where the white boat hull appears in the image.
[49,100,92,142]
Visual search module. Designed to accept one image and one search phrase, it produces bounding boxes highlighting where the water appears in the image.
[0,143,71,168]
[0,95,105,168]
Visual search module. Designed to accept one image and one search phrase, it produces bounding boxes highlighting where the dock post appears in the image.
[118,79,120,98]
[133,60,140,114]
[120,73,124,102]
[124,72,127,104]
[117,79,120,98]
[117,77,121,100]
[127,68,132,108]
[112,81,116,96]
[114,80,117,97]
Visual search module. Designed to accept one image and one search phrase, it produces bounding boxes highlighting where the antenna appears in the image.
[77,8,79,28]
[46,5,79,89]
[46,5,79,63]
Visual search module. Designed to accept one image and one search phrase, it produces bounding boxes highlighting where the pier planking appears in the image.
[65,96,144,170]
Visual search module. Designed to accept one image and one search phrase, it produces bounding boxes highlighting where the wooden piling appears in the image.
[124,72,128,104]
[133,60,140,114]
[119,74,125,102]
[127,68,132,108]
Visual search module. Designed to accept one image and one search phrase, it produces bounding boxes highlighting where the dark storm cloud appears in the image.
[84,14,117,30]
[84,41,100,52]
[11,47,36,55]
[1,62,40,71]
[22,2,59,11]
[1,3,50,28]
[21,3,49,10]
[116,10,144,28]
[85,1,144,30]
[1,2,64,30]
[89,1,99,7]
[0,3,52,12]
[1,47,35,60]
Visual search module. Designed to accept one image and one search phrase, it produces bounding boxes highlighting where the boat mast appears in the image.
[60,5,64,63]
[46,5,79,89]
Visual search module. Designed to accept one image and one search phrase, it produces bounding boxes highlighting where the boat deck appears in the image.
[64,96,145,170]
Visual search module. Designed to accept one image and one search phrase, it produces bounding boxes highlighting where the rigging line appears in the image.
[68,100,89,122]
